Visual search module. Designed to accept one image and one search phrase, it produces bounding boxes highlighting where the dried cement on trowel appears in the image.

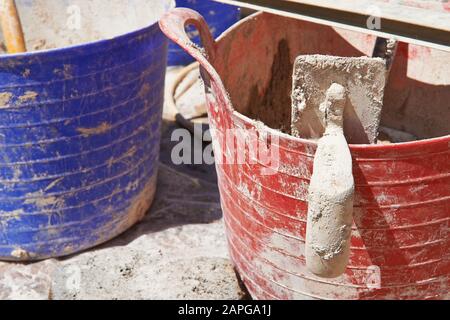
[291,55,386,144]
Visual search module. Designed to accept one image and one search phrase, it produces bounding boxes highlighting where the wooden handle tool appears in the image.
[0,0,26,53]
[305,83,355,278]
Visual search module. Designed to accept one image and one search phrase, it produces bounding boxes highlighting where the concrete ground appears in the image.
[0,69,249,300]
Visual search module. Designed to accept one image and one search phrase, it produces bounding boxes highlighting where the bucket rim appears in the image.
[0,0,175,61]
[231,109,450,150]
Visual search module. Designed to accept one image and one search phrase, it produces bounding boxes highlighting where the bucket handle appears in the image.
[160,8,235,115]
[159,8,217,68]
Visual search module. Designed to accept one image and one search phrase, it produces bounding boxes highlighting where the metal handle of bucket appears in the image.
[159,8,217,69]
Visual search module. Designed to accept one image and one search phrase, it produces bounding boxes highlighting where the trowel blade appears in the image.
[291,55,387,144]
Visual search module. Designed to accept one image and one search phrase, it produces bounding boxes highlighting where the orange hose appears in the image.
[0,0,26,53]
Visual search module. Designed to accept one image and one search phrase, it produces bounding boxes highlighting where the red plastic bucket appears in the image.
[160,9,450,299]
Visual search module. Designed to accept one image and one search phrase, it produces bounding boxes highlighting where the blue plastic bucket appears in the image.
[0,0,174,261]
[168,0,240,66]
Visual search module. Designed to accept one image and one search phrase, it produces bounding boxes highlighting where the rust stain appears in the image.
[18,91,38,103]
[63,245,74,254]
[24,191,65,210]
[63,64,73,77]
[107,157,114,169]
[46,226,62,236]
[127,176,157,222]
[25,195,59,208]
[11,248,30,260]
[124,146,138,158]
[53,64,73,78]
[7,209,24,219]
[108,146,138,168]
[0,92,13,108]
[12,167,22,181]
[93,175,158,245]
[0,209,25,225]
[116,174,158,234]
[44,177,64,192]
[77,122,112,137]
[138,83,151,98]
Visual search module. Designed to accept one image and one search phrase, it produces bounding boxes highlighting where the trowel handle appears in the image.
[305,84,355,278]
[159,8,217,66]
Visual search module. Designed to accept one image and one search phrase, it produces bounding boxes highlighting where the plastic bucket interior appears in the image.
[160,9,450,299]
[0,0,174,261]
